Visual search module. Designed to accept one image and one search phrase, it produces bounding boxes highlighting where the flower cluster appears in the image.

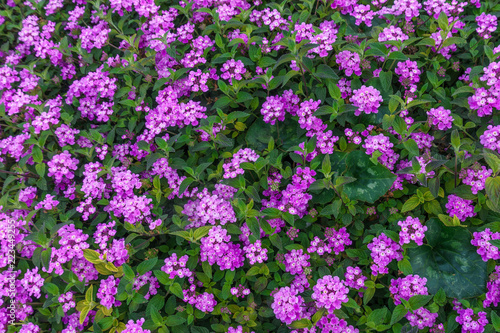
[459,164,493,194]
[351,85,383,116]
[344,266,367,290]
[312,275,349,313]
[484,266,500,308]
[58,292,76,313]
[97,276,121,309]
[133,271,160,300]
[220,59,246,84]
[480,125,500,153]
[336,50,362,76]
[390,274,429,305]
[271,286,307,325]
[367,233,403,276]
[284,249,310,275]
[471,228,500,261]
[223,148,259,179]
[243,240,268,264]
[456,309,488,333]
[446,194,476,222]
[476,13,497,39]
[427,106,453,131]
[161,253,193,279]
[398,216,427,246]
[325,227,352,254]
[363,134,399,170]
[395,60,421,93]
[183,188,236,228]
[200,226,244,271]
[122,318,151,333]
[230,284,251,298]
[406,308,439,330]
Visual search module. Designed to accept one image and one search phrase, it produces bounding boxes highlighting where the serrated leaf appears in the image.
[137,257,158,275]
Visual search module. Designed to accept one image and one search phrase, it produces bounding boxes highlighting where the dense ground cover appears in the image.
[1,0,500,332]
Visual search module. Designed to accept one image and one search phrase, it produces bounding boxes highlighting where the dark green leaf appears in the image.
[408,219,487,299]
[343,151,397,203]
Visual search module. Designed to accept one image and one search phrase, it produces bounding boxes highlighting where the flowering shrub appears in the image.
[2,0,500,332]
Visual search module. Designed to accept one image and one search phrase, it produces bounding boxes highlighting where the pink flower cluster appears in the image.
[395,60,421,93]
[480,125,500,153]
[97,276,121,309]
[220,59,246,84]
[406,308,439,330]
[344,266,367,290]
[325,227,352,254]
[481,62,500,88]
[133,271,160,300]
[243,240,268,264]
[427,106,453,131]
[260,91,299,125]
[312,275,349,313]
[476,13,497,39]
[200,226,244,271]
[378,26,409,53]
[445,194,476,222]
[122,318,151,333]
[161,253,193,279]
[271,286,307,325]
[351,85,383,116]
[363,134,399,170]
[284,249,310,275]
[58,292,76,313]
[336,50,362,76]
[398,216,427,246]
[223,148,259,179]
[183,188,236,228]
[65,68,117,122]
[390,274,429,305]
[456,309,488,333]
[484,266,500,308]
[459,164,492,194]
[471,228,500,261]
[367,233,403,275]
[230,284,251,298]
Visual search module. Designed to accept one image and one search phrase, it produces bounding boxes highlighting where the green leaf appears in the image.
[166,315,186,326]
[387,51,408,60]
[401,196,420,213]
[43,282,59,295]
[313,64,339,80]
[433,288,446,306]
[79,305,91,325]
[122,264,135,281]
[178,177,195,196]
[491,311,500,331]
[408,295,433,310]
[379,71,393,92]
[137,257,158,275]
[41,248,52,271]
[289,318,312,329]
[403,139,419,159]
[343,151,397,203]
[390,305,408,325]
[32,146,43,163]
[83,249,102,264]
[437,12,449,31]
[408,219,487,299]
[490,239,500,249]
[442,37,466,48]
[246,117,306,151]
[169,283,184,299]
